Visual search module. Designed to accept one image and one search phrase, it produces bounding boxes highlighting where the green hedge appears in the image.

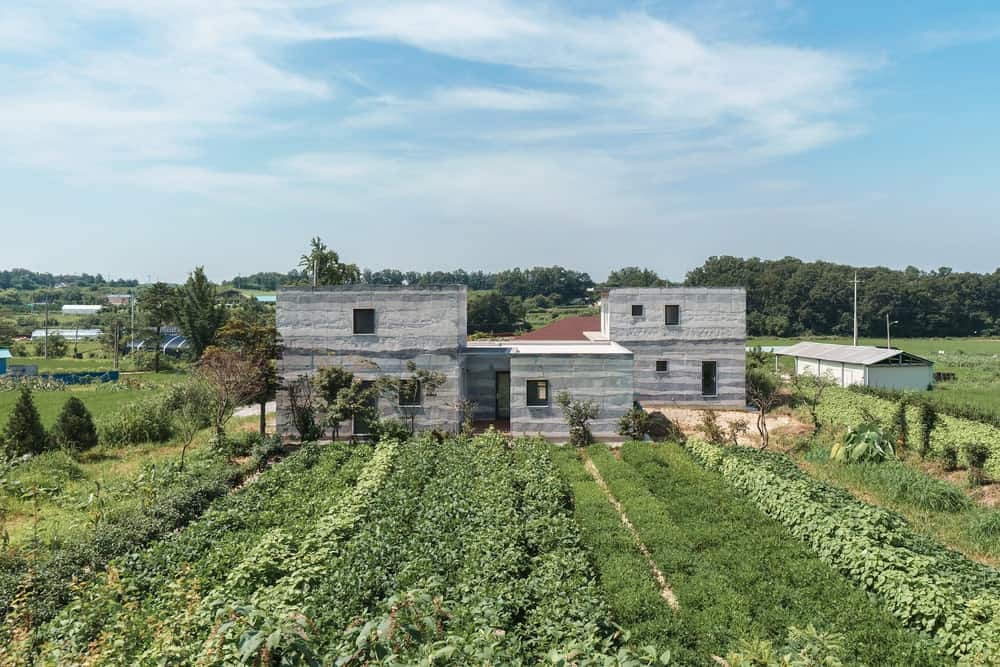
[816,388,1000,478]
[684,439,1000,662]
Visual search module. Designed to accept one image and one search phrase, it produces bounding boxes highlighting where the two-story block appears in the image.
[276,285,746,440]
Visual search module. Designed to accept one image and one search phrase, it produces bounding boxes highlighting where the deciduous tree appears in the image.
[138,282,177,373]
[196,347,265,445]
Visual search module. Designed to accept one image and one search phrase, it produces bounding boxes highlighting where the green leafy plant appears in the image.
[618,403,650,440]
[3,386,49,458]
[50,396,98,454]
[830,423,894,463]
[964,442,990,487]
[556,391,599,447]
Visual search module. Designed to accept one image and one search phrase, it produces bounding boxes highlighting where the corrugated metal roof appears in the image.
[0,349,12,359]
[777,342,931,366]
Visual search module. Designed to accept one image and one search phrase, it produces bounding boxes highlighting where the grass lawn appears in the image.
[1,415,260,546]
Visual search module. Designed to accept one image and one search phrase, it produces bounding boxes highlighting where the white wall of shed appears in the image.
[866,365,934,391]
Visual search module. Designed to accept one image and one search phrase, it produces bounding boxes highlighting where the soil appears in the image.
[643,404,811,447]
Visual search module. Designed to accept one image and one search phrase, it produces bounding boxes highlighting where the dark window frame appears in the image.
[664,305,680,325]
[526,379,550,407]
[701,361,718,397]
[631,304,644,317]
[655,359,669,373]
[398,378,422,407]
[353,308,376,334]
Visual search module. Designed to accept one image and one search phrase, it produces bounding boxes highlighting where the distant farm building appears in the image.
[0,349,10,374]
[779,342,933,391]
[106,294,132,306]
[126,334,189,356]
[61,305,102,316]
[31,329,103,341]
[255,294,277,304]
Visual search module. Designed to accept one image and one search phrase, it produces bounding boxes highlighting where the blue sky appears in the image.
[1,1,998,283]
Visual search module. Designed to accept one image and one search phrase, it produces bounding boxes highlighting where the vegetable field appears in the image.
[21,433,666,665]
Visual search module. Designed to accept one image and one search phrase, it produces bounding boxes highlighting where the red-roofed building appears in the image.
[513,315,601,341]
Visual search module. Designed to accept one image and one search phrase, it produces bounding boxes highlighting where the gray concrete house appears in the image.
[277,285,746,440]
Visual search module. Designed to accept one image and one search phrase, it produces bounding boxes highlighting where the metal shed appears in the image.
[778,342,934,391]
[0,349,11,375]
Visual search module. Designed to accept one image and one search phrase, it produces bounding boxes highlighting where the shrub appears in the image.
[375,418,410,442]
[97,395,174,446]
[940,443,958,471]
[3,386,49,457]
[831,423,894,463]
[50,396,98,454]
[695,409,727,445]
[970,513,1000,552]
[645,412,685,442]
[917,402,937,459]
[555,391,599,447]
[964,442,990,487]
[617,403,649,440]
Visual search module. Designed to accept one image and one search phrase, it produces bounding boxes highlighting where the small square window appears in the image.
[398,379,422,407]
[353,308,375,334]
[656,360,669,373]
[631,304,644,316]
[664,305,680,325]
[526,380,549,406]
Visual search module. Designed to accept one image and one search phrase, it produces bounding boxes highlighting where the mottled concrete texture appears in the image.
[275,285,747,439]
[604,287,747,407]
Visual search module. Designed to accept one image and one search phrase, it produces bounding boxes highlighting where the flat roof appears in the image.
[778,341,932,366]
[0,349,11,359]
[466,340,631,356]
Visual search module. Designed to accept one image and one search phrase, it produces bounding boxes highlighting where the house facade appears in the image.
[276,285,746,440]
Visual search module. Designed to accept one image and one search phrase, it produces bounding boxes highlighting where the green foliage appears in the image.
[684,438,1000,662]
[96,394,174,446]
[963,442,990,487]
[830,423,895,463]
[2,386,49,458]
[726,624,845,667]
[176,266,227,358]
[50,396,98,454]
[618,403,650,440]
[603,266,668,288]
[298,237,361,286]
[645,412,685,443]
[467,290,526,334]
[312,365,354,408]
[556,391,599,447]
[695,409,727,445]
[374,417,410,441]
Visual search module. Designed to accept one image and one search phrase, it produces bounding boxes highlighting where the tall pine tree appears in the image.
[3,386,48,457]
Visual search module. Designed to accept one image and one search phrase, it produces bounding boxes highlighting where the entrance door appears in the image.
[495,371,511,419]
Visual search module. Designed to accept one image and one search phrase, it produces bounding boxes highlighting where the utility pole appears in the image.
[44,294,49,359]
[851,272,860,347]
[312,259,318,288]
[130,290,135,363]
[113,320,119,370]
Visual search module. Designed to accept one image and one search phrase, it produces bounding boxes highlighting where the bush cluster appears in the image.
[684,438,1000,662]
[96,394,175,446]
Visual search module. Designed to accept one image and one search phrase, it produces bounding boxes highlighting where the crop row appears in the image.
[684,438,1000,662]
[582,443,939,664]
[816,387,1000,477]
[36,441,368,664]
[38,433,666,665]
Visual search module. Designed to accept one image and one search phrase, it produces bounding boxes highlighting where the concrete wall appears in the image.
[606,287,746,407]
[463,349,510,420]
[509,352,634,439]
[276,285,466,436]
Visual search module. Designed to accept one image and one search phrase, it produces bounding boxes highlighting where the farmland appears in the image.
[3,431,995,665]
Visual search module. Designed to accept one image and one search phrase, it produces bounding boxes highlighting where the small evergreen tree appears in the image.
[556,391,599,447]
[51,396,98,454]
[3,386,48,457]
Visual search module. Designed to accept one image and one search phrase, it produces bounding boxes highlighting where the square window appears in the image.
[701,361,718,397]
[656,360,669,373]
[631,304,644,316]
[526,380,549,406]
[398,379,422,407]
[664,305,680,325]
[353,308,375,334]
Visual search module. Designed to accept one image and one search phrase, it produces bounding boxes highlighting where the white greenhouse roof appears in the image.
[31,329,103,341]
[778,342,931,366]
[61,305,102,314]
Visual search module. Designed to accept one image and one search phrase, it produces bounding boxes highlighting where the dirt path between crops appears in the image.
[582,453,679,610]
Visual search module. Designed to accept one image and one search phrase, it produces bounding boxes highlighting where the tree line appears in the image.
[684,256,1000,337]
